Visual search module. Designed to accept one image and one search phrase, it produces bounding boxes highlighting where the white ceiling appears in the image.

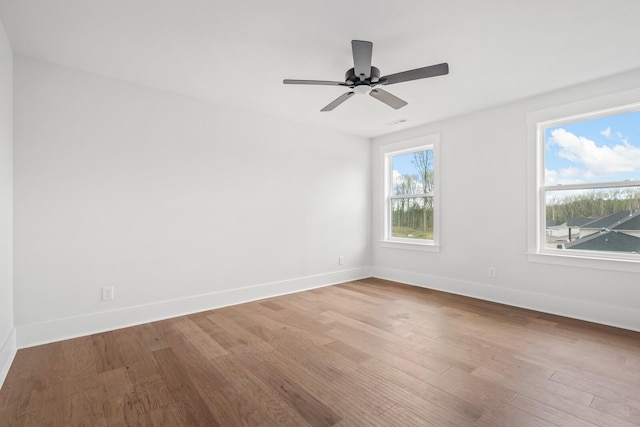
[1,0,640,138]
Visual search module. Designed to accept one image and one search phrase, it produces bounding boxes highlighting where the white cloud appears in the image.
[392,169,425,194]
[545,167,584,186]
[548,128,640,177]
[601,127,611,138]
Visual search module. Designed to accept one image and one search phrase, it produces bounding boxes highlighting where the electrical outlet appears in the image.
[339,255,344,265]
[101,286,114,301]
[488,267,496,278]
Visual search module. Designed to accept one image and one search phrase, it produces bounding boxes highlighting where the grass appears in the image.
[392,226,433,240]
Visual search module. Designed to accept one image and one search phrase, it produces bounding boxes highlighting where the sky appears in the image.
[545,109,640,186]
[392,152,420,177]
[392,150,433,177]
[391,150,433,195]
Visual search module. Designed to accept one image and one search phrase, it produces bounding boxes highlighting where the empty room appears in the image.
[1,0,640,425]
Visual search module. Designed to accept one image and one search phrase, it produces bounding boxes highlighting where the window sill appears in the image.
[379,240,440,252]
[527,251,640,273]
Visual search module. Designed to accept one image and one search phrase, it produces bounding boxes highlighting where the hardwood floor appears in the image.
[1,277,639,426]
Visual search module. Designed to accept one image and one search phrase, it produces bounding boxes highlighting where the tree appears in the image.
[412,150,434,237]
[412,150,434,194]
[546,187,640,224]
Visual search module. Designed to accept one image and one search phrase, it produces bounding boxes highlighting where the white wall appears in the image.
[372,69,640,332]
[10,50,640,356]
[0,17,14,385]
[13,56,371,346]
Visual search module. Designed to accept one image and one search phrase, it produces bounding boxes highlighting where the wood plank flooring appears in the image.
[1,277,640,426]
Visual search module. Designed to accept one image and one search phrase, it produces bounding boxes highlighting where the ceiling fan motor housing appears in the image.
[345,66,380,87]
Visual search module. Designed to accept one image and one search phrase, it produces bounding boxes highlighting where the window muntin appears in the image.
[540,106,640,258]
[386,146,435,244]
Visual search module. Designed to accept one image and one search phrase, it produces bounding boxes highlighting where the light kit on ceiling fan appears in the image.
[283,40,449,112]
[353,85,371,95]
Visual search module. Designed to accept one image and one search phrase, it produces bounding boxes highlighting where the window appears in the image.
[381,135,439,249]
[536,104,640,261]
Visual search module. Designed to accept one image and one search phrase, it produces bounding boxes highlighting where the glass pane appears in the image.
[391,149,433,196]
[544,109,640,186]
[391,197,433,240]
[544,187,640,253]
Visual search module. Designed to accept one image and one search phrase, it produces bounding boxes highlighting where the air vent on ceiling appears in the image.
[385,118,408,126]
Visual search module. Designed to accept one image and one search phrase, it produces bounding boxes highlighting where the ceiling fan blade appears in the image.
[283,79,346,86]
[381,63,449,85]
[321,92,355,112]
[352,40,373,81]
[369,88,408,109]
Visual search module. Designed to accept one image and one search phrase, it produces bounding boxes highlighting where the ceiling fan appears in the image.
[283,40,449,112]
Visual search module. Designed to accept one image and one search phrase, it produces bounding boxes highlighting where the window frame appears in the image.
[527,88,640,271]
[380,134,440,251]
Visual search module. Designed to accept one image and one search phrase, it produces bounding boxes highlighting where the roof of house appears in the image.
[581,210,637,229]
[566,217,596,227]
[612,210,640,231]
[564,230,640,253]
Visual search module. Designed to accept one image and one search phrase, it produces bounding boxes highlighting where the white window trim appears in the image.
[526,87,640,272]
[379,134,440,251]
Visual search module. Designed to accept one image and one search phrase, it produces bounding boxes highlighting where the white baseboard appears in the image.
[17,267,373,349]
[17,264,635,352]
[0,328,17,390]
[372,266,640,333]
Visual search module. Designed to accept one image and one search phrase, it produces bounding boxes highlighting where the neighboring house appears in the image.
[612,210,640,238]
[566,217,594,227]
[546,218,589,245]
[546,224,578,245]
[545,217,600,247]
[580,210,638,238]
[564,229,640,253]
[551,210,640,253]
